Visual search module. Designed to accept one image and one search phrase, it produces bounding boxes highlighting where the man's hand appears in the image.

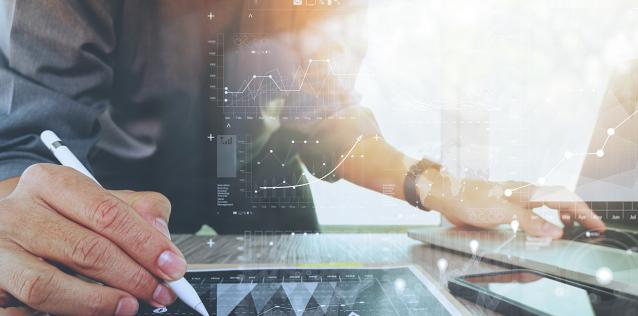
[0,164,185,315]
[419,173,606,238]
[333,137,605,239]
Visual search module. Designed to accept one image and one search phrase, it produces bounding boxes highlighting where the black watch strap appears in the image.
[404,159,440,211]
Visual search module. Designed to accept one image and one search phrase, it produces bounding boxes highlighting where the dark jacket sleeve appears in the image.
[0,0,119,180]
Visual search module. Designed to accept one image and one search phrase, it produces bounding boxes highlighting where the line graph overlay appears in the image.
[507,109,638,195]
[259,135,363,190]
[220,56,363,119]
[225,59,357,95]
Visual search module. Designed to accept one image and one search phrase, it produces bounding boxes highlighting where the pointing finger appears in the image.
[110,190,172,240]
[530,186,605,232]
[515,208,563,239]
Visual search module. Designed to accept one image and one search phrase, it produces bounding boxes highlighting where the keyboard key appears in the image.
[563,227,638,251]
[625,202,638,222]
[608,210,624,223]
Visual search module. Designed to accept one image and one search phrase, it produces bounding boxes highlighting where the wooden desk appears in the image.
[174,233,506,315]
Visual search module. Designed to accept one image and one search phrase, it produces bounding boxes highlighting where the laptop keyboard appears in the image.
[563,227,638,252]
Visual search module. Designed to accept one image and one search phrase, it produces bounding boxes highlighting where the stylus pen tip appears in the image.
[194,302,209,316]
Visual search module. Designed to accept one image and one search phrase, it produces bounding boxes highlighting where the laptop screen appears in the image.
[575,61,638,226]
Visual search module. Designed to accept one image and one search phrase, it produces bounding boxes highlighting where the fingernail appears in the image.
[542,222,562,238]
[115,297,139,316]
[153,284,174,306]
[157,250,187,280]
[154,218,171,240]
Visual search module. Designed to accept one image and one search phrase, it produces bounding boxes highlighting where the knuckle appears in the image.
[90,197,128,233]
[130,230,155,250]
[20,164,56,187]
[149,192,171,211]
[138,192,172,217]
[129,266,156,296]
[69,236,110,270]
[14,270,57,307]
[21,164,50,180]
[84,293,109,316]
[19,163,66,187]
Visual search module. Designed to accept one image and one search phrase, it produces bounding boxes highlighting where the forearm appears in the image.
[335,137,451,213]
[0,177,18,199]
[335,137,418,201]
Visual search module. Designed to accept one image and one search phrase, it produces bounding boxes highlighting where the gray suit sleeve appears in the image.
[0,0,118,180]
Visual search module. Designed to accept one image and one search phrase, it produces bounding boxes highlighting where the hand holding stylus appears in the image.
[39,130,208,316]
[0,130,204,315]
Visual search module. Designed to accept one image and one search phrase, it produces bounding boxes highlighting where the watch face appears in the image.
[404,161,425,210]
[414,175,434,211]
[404,159,440,212]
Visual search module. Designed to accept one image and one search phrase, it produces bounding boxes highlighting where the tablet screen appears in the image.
[464,271,637,316]
[138,267,462,316]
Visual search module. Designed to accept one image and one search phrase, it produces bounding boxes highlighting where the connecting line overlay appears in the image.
[259,135,363,190]
[506,109,638,195]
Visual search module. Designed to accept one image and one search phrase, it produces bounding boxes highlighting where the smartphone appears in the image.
[448,269,638,316]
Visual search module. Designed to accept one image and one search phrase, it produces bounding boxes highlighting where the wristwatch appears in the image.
[403,159,441,211]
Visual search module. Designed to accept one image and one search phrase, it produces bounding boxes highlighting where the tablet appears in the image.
[448,269,638,316]
[137,265,467,316]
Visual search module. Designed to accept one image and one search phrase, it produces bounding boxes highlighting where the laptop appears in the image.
[409,61,638,296]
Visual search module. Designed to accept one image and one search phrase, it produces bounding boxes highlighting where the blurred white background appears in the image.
[312,0,638,226]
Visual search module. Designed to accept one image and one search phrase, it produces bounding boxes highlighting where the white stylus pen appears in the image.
[40,130,209,316]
